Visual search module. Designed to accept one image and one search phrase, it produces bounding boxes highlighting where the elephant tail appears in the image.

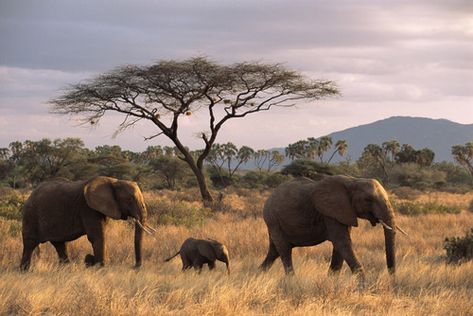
[164,251,180,262]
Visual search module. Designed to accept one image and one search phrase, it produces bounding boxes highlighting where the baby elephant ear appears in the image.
[198,242,217,261]
[84,176,122,219]
[312,176,358,227]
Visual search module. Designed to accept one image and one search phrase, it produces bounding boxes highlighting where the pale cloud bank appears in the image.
[0,0,472,151]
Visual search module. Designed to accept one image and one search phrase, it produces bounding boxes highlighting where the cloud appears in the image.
[0,0,472,151]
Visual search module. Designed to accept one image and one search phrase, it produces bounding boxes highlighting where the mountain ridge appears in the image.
[269,116,473,163]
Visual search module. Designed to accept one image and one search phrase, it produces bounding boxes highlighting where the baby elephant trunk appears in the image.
[224,258,230,274]
[217,245,230,274]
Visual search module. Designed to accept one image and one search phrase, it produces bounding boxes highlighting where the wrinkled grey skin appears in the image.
[20,176,148,270]
[260,175,397,279]
[165,238,230,274]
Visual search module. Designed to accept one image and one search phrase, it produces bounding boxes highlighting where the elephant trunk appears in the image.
[134,221,143,267]
[381,205,396,274]
[384,225,396,274]
[221,249,230,274]
[133,202,147,268]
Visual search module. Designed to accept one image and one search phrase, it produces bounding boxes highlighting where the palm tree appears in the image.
[327,139,348,163]
[382,140,400,162]
[316,136,332,162]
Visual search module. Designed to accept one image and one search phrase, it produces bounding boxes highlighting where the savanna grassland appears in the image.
[1,188,473,315]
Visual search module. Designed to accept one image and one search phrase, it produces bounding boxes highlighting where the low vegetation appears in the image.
[392,200,462,216]
[444,228,473,264]
[0,188,24,221]
[1,188,473,314]
[2,136,473,196]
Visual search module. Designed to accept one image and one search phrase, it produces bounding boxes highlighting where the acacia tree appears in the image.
[50,57,338,202]
[452,142,473,177]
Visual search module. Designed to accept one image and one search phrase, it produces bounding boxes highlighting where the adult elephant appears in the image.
[260,175,406,278]
[20,176,153,270]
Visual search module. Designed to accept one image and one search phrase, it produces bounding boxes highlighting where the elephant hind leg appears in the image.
[260,238,280,271]
[193,258,204,273]
[51,241,70,264]
[270,230,294,275]
[20,238,39,271]
[181,254,192,271]
[328,247,344,275]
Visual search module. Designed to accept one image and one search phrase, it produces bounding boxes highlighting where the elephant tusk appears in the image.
[378,220,393,230]
[133,219,154,235]
[145,224,158,233]
[396,225,409,236]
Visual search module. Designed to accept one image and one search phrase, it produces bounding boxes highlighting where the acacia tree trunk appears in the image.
[185,158,213,203]
[194,167,213,203]
[177,146,214,203]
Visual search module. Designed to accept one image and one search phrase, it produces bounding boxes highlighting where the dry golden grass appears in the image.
[1,189,473,315]
[392,187,473,209]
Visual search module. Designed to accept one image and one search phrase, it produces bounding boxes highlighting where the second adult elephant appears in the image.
[20,176,155,270]
[260,175,406,278]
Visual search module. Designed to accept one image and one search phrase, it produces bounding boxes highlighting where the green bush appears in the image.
[146,199,211,227]
[390,163,447,189]
[444,228,473,264]
[263,172,291,188]
[434,162,472,186]
[240,171,266,189]
[281,159,334,180]
[8,221,21,237]
[0,189,25,221]
[392,199,461,216]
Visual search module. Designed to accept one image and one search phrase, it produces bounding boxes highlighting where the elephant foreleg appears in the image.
[20,238,39,271]
[83,212,105,266]
[328,247,344,275]
[89,238,105,266]
[51,241,70,264]
[208,261,216,271]
[260,238,280,271]
[85,222,105,267]
[326,219,364,278]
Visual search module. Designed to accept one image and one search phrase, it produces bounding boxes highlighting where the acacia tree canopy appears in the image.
[50,57,339,202]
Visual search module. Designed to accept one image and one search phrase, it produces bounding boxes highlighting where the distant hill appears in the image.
[325,116,473,162]
[263,117,473,166]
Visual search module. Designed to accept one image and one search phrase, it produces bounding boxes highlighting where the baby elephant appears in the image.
[165,238,230,274]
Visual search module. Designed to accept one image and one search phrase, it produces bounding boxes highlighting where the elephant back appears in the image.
[263,178,318,225]
[22,180,87,242]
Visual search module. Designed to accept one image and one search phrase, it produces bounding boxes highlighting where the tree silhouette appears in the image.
[50,57,338,202]
[452,142,473,177]
[327,139,348,163]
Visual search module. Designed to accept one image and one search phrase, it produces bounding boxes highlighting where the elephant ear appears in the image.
[84,176,122,219]
[311,176,358,227]
[198,242,217,261]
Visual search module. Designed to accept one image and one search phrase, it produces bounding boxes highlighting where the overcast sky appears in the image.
[1,0,472,151]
